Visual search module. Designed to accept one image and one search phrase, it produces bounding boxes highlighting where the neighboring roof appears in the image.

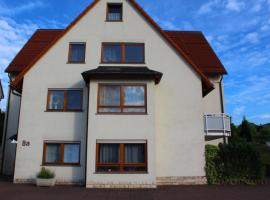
[8,0,215,96]
[82,66,163,84]
[5,29,64,73]
[165,31,227,75]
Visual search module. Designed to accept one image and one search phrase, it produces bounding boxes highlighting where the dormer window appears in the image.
[106,3,122,21]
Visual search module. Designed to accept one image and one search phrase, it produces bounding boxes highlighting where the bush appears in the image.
[205,145,219,184]
[217,142,264,184]
[37,167,55,179]
[205,143,265,184]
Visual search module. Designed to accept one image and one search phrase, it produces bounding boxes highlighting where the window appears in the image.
[43,142,80,166]
[102,43,145,64]
[106,3,122,21]
[68,43,86,63]
[97,84,147,114]
[96,142,147,173]
[47,89,83,112]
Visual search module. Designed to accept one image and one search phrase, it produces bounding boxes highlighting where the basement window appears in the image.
[106,3,123,21]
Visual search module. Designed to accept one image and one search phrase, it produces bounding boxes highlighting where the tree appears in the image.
[239,117,253,142]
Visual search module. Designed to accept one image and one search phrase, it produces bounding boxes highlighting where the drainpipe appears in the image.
[84,83,90,186]
[219,76,225,113]
[219,76,226,143]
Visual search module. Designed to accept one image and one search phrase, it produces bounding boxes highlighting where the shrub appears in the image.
[218,142,264,184]
[37,167,55,179]
[205,145,219,184]
[205,142,265,184]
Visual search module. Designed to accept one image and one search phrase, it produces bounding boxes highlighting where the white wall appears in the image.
[14,0,207,185]
[203,75,225,146]
[86,80,156,187]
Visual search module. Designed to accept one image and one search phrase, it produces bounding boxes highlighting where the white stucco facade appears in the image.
[1,0,229,187]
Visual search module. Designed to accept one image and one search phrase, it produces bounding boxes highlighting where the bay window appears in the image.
[97,84,147,114]
[96,142,147,173]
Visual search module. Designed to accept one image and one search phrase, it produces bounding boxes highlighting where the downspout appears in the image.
[84,82,90,186]
[219,75,224,113]
[219,76,226,143]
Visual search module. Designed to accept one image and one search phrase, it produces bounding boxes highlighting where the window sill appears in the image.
[67,62,86,64]
[105,20,123,22]
[100,62,146,65]
[41,164,81,167]
[45,110,84,113]
[94,172,148,174]
[96,112,148,115]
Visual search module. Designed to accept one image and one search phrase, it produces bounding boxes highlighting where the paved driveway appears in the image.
[0,180,269,200]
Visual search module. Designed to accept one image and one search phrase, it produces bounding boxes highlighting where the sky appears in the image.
[0,0,269,125]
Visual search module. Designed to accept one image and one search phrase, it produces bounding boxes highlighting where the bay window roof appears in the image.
[82,66,163,84]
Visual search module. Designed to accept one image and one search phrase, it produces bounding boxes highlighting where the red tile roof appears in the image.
[5,29,64,73]
[6,30,227,76]
[165,31,227,75]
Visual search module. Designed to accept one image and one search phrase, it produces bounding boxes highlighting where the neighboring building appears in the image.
[1,0,230,187]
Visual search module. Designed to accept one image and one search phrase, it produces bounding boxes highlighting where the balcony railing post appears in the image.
[205,115,208,136]
[222,113,226,136]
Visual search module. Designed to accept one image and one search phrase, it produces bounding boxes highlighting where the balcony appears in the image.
[204,114,231,136]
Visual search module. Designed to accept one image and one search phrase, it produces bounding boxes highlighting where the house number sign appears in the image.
[22,140,30,147]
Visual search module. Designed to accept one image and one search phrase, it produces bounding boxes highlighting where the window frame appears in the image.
[106,3,123,22]
[68,42,86,64]
[46,89,83,112]
[95,142,148,173]
[42,141,81,166]
[97,84,147,115]
[101,43,145,64]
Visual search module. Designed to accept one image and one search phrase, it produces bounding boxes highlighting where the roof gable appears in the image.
[9,0,214,96]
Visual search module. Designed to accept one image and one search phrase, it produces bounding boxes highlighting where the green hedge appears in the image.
[205,143,265,184]
[205,145,219,184]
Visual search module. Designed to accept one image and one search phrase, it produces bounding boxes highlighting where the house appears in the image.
[1,0,230,188]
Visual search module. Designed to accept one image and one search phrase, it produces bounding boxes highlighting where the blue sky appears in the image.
[0,0,269,125]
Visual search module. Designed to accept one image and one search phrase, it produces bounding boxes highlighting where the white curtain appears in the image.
[64,144,80,163]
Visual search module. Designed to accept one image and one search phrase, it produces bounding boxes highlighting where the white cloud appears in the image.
[0,17,39,110]
[244,32,259,44]
[226,0,245,11]
[233,106,246,116]
[198,0,220,14]
[252,114,270,120]
[251,3,262,12]
[0,1,45,16]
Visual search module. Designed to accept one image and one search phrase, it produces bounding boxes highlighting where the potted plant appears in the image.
[36,167,56,187]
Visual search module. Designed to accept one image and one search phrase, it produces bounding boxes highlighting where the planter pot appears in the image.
[36,178,56,187]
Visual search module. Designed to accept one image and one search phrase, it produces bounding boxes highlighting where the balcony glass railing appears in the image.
[204,114,231,136]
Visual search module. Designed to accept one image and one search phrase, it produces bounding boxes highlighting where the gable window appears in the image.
[47,89,83,112]
[96,142,147,173]
[106,3,122,21]
[68,43,86,63]
[97,84,146,114]
[102,43,145,64]
[43,142,80,166]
